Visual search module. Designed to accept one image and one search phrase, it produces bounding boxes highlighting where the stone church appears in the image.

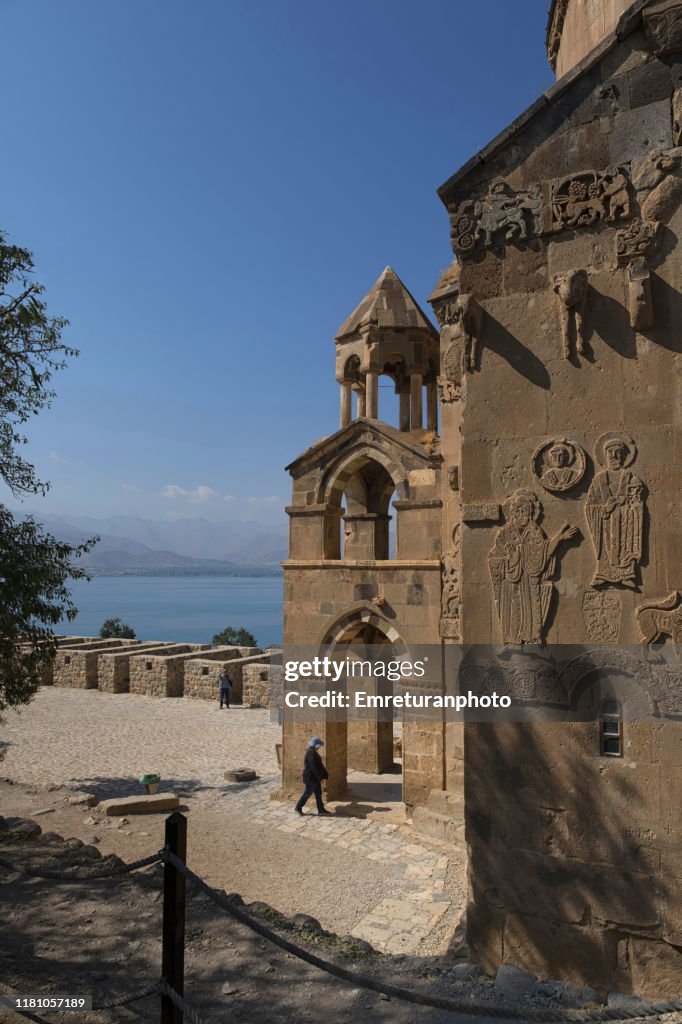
[282,0,681,997]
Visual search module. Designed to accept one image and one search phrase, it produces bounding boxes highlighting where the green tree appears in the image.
[0,230,96,712]
[99,618,136,640]
[212,625,257,647]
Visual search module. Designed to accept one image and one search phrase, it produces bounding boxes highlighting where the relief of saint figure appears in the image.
[489,490,578,645]
[533,438,586,494]
[586,434,645,589]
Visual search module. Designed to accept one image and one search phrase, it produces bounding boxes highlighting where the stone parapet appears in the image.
[183,649,271,703]
[52,640,141,689]
[128,645,236,698]
[97,643,190,694]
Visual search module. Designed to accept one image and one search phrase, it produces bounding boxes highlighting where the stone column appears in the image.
[340,381,352,428]
[399,389,410,431]
[426,380,438,432]
[366,372,379,419]
[410,372,423,429]
[356,386,366,418]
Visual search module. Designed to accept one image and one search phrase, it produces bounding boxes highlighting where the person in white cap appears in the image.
[294,737,332,815]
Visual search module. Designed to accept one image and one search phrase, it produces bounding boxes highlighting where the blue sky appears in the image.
[2,0,553,525]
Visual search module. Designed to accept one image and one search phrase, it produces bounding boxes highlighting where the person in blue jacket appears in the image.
[294,737,332,815]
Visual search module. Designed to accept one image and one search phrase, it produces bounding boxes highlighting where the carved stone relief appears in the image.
[628,257,655,330]
[437,377,461,404]
[433,299,461,328]
[673,90,682,148]
[582,590,622,643]
[449,178,543,260]
[551,168,631,231]
[440,525,460,640]
[546,0,568,69]
[488,489,578,645]
[616,218,661,264]
[634,148,682,223]
[462,503,500,522]
[643,1,682,56]
[532,438,587,493]
[585,433,645,590]
[439,323,463,404]
[636,591,682,646]
[553,270,588,359]
[460,294,484,372]
[447,466,459,492]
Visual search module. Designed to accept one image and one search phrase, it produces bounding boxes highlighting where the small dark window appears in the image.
[146,661,153,670]
[201,667,209,676]
[64,655,71,666]
[600,700,623,757]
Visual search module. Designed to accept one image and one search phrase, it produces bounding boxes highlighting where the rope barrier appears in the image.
[164,849,682,1024]
[0,850,164,881]
[157,979,205,1024]
[91,981,160,1010]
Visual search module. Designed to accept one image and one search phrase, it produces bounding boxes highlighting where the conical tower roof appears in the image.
[335,266,437,341]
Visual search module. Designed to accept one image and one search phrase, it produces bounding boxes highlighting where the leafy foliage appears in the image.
[99,617,136,639]
[212,625,257,647]
[0,230,96,712]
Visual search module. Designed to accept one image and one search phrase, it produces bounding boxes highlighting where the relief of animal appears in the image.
[636,591,682,646]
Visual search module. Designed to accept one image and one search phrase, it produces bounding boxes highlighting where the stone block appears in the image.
[627,60,673,108]
[100,794,180,816]
[607,99,673,163]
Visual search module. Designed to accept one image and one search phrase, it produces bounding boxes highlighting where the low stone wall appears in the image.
[242,662,284,709]
[39,637,112,685]
[128,645,238,698]
[97,643,188,694]
[53,640,142,689]
[184,649,266,703]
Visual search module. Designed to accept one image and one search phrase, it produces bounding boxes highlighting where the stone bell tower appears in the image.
[335,266,440,432]
[280,266,452,810]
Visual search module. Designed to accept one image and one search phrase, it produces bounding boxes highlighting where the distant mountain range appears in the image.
[18,512,288,575]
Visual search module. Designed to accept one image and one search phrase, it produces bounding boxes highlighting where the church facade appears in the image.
[282,0,681,997]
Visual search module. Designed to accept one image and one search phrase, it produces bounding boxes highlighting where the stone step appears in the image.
[412,805,465,845]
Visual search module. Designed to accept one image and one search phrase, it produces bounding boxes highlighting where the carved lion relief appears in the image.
[636,591,682,648]
[551,168,631,231]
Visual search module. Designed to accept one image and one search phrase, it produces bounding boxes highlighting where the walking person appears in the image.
[218,667,233,709]
[294,737,332,815]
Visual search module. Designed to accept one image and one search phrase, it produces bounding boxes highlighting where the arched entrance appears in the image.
[320,608,407,808]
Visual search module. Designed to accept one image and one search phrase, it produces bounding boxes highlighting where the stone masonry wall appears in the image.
[183,649,266,703]
[128,646,244,698]
[438,10,682,996]
[98,644,190,694]
[53,640,140,689]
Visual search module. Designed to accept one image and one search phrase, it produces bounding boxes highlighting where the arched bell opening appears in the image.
[327,454,399,562]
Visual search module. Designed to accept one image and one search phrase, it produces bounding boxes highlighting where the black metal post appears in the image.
[161,812,187,1024]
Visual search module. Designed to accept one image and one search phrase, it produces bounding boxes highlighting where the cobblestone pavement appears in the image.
[1,688,466,956]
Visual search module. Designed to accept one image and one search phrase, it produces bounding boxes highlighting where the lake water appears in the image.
[65,576,283,647]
